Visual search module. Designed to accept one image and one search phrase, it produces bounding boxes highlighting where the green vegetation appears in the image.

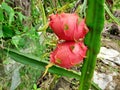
[0,0,120,90]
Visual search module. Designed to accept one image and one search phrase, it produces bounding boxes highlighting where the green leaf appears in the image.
[1,2,15,25]
[39,0,47,27]
[12,36,21,49]
[79,0,105,90]
[33,84,37,90]
[3,48,81,79]
[0,24,3,38]
[9,12,15,25]
[16,12,26,23]
[0,7,4,38]
[1,2,14,14]
[0,29,3,38]
[2,25,15,38]
[0,7,4,21]
[104,3,120,26]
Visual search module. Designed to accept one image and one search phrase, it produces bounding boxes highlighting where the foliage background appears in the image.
[0,0,120,90]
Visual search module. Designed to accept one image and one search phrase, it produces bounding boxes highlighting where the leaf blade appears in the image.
[3,48,81,79]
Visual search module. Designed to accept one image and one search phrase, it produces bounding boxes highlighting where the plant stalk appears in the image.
[79,0,105,90]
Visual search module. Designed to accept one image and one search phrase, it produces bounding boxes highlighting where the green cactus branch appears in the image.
[79,0,105,90]
[2,48,101,90]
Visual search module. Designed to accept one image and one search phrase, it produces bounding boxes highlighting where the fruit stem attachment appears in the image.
[42,62,54,77]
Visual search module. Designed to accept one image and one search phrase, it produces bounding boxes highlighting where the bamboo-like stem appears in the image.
[79,0,105,90]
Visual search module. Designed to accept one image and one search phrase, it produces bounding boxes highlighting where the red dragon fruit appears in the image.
[50,41,87,68]
[49,13,88,41]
